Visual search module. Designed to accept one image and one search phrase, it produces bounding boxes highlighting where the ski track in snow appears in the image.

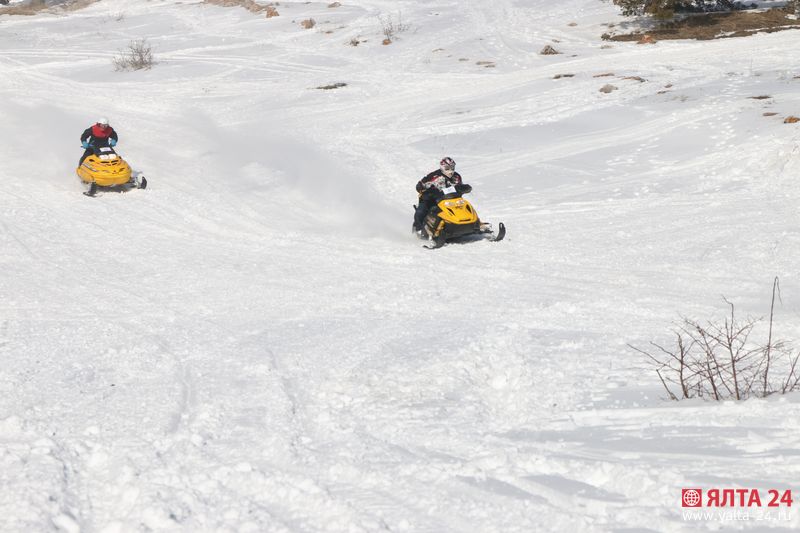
[2,0,800,531]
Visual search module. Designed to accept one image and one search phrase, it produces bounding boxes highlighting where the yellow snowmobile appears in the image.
[415,184,505,249]
[76,145,146,197]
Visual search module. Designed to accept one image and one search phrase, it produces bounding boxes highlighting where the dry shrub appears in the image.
[301,18,316,29]
[265,5,278,18]
[113,39,155,71]
[540,45,560,55]
[379,12,409,43]
[632,284,800,401]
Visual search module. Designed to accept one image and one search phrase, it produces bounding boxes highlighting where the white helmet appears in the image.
[440,156,456,177]
[97,117,109,126]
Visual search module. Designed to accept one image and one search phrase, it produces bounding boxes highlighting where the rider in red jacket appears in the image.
[79,117,119,165]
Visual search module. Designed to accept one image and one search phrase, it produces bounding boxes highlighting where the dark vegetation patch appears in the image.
[316,82,347,90]
[604,6,800,41]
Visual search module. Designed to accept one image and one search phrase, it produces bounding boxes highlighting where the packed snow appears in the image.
[2,0,800,531]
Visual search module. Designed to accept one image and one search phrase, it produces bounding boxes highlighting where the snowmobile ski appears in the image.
[81,173,146,197]
[490,222,506,242]
[422,236,446,250]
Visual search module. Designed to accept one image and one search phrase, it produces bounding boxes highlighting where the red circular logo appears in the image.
[683,489,701,507]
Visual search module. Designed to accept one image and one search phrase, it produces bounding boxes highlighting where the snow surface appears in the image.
[2,0,800,531]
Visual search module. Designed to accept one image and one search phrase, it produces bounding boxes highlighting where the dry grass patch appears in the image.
[0,0,98,15]
[300,18,316,29]
[203,0,280,16]
[604,7,800,42]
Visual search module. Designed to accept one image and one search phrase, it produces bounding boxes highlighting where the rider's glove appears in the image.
[109,138,117,147]
[81,141,90,149]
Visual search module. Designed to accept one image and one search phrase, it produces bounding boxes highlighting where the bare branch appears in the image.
[632,286,797,402]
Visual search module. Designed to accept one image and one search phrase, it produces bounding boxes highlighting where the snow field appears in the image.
[2,0,800,531]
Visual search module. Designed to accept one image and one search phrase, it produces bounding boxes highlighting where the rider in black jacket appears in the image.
[413,157,462,233]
